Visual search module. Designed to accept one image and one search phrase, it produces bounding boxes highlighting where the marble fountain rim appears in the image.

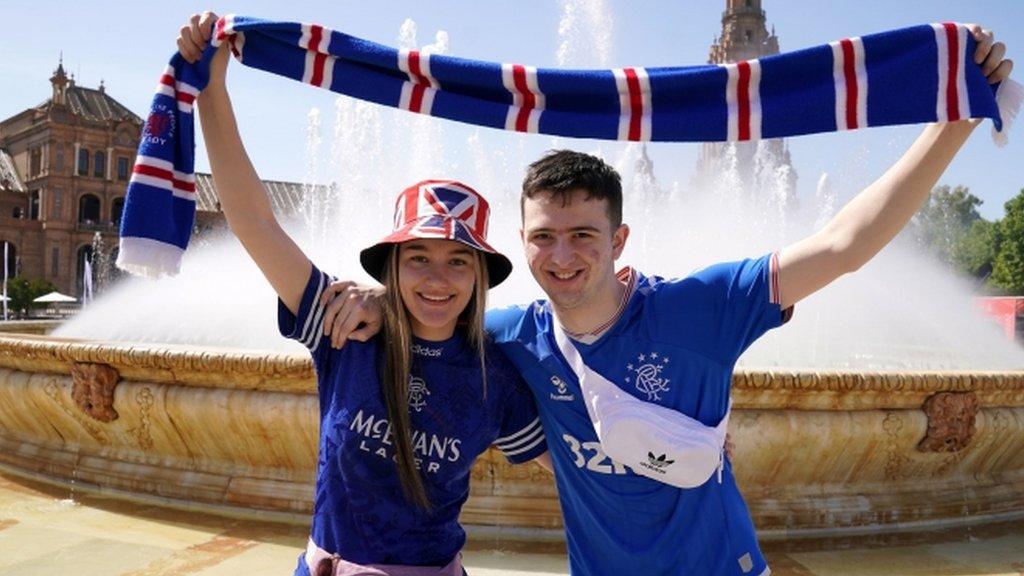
[2,332,1024,410]
[3,331,1024,540]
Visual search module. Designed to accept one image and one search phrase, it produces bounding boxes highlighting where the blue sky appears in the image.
[1,0,1021,220]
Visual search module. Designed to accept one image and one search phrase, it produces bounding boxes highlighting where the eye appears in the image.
[449,257,469,267]
[531,232,552,242]
[407,254,429,264]
[572,231,594,239]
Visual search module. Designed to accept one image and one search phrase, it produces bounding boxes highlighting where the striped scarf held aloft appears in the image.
[117,15,1021,278]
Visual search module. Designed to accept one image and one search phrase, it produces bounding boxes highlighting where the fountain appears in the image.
[2,7,1024,562]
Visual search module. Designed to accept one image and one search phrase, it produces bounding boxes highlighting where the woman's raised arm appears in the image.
[184,12,311,314]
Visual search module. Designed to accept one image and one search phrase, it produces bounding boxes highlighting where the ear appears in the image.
[611,223,630,260]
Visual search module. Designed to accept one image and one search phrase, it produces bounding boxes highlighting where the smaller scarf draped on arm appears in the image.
[117,15,1022,278]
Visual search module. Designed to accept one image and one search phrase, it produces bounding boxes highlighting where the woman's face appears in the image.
[398,239,479,341]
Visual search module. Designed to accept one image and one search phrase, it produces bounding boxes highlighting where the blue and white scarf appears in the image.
[117,15,1021,277]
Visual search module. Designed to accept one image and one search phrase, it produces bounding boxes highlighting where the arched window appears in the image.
[2,242,17,278]
[76,245,94,297]
[111,197,125,225]
[78,148,89,176]
[78,194,101,223]
[93,150,106,178]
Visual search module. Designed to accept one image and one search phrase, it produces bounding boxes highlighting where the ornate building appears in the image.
[694,0,797,205]
[0,61,141,298]
[0,61,305,301]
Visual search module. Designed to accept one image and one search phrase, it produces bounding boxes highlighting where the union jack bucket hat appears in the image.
[360,180,513,288]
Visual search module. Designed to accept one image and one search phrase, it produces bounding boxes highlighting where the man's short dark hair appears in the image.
[521,150,623,228]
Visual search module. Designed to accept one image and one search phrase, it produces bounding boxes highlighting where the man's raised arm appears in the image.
[776,25,1012,310]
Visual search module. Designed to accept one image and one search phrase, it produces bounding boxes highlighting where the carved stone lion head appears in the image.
[70,363,120,423]
[917,391,980,453]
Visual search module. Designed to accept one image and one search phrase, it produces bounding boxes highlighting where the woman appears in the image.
[178,13,549,576]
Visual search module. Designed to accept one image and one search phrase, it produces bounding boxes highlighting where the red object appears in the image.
[942,22,961,121]
[511,65,537,133]
[737,60,752,141]
[974,297,1024,341]
[841,39,859,129]
[623,67,644,141]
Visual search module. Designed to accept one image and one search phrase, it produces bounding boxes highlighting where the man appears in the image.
[322,26,1011,576]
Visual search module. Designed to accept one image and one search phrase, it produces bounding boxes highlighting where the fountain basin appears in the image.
[1,330,1022,540]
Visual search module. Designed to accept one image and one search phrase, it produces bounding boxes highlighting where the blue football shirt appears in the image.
[282,264,547,574]
[487,254,788,576]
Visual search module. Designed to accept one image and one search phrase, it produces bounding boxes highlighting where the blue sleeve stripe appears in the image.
[495,417,543,451]
[298,271,330,350]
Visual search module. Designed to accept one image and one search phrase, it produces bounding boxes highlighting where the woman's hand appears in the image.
[177,11,230,86]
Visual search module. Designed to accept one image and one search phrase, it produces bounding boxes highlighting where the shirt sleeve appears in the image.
[492,364,547,464]
[277,263,335,372]
[710,252,790,361]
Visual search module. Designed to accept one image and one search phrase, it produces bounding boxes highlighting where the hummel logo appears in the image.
[549,375,575,402]
[639,451,675,474]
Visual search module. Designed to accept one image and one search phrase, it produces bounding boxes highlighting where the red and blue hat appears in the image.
[359,180,513,288]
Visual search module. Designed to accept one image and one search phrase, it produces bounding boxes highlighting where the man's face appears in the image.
[520,189,629,312]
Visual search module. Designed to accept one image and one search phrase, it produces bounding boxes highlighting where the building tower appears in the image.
[694,0,797,206]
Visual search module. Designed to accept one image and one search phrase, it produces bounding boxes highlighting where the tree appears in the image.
[991,189,1024,294]
[5,277,57,318]
[951,219,999,281]
[911,185,984,264]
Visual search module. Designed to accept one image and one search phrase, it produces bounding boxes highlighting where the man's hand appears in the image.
[778,26,1012,310]
[967,24,1013,85]
[320,280,385,349]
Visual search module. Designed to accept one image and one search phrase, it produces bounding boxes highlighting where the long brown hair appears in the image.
[379,243,490,510]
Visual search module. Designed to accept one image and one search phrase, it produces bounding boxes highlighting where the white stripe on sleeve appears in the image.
[299,272,330,350]
[495,417,544,455]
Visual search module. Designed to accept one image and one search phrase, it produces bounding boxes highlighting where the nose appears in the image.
[549,238,574,267]
[421,262,450,287]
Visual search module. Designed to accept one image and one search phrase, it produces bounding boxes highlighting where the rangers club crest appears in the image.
[142,103,175,146]
[408,375,430,412]
[625,352,671,401]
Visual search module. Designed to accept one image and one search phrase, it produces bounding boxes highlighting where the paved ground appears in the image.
[1,470,1022,575]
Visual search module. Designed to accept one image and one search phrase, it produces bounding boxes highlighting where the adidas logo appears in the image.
[411,344,442,357]
[639,451,675,474]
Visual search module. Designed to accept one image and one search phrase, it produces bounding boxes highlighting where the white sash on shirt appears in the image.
[552,321,729,488]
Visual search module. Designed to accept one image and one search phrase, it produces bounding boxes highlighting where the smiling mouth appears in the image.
[418,293,455,303]
[548,270,582,281]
